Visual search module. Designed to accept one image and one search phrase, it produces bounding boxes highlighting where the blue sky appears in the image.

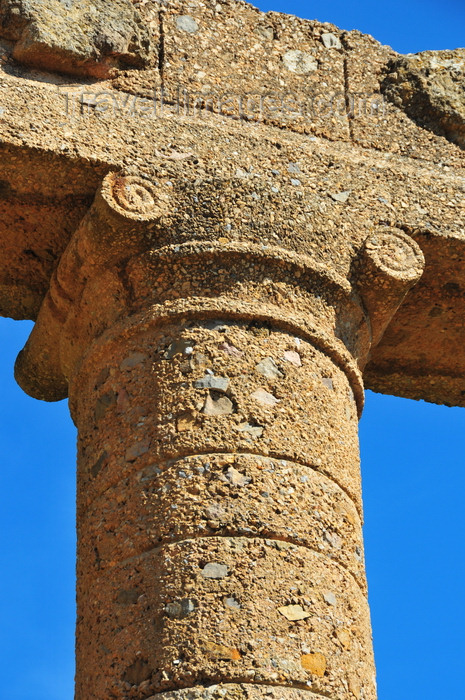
[1,1,465,699]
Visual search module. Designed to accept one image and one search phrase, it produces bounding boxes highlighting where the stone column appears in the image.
[15,173,425,700]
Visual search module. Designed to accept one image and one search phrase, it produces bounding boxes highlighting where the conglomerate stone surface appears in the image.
[0,0,464,698]
[71,319,372,698]
[0,0,152,76]
[382,49,465,150]
[0,0,464,402]
[145,687,333,699]
[14,167,420,698]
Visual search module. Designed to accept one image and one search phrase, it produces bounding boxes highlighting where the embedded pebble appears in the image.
[255,24,274,40]
[301,652,327,676]
[194,375,229,391]
[219,342,244,358]
[165,599,196,619]
[283,350,301,367]
[166,339,195,358]
[282,50,318,74]
[323,591,337,605]
[176,15,199,33]
[321,32,342,49]
[336,627,352,650]
[255,356,283,379]
[201,562,229,579]
[330,190,351,203]
[224,596,241,610]
[222,466,251,487]
[324,530,342,548]
[236,422,264,438]
[277,604,310,621]
[250,388,280,406]
[202,394,234,416]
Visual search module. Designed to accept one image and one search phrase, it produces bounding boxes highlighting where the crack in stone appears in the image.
[158,9,166,88]
[340,34,355,144]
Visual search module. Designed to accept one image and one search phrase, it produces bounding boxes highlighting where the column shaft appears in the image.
[72,318,374,700]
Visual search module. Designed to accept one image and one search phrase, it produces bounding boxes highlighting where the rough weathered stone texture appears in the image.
[74,331,369,698]
[0,0,464,698]
[146,688,331,700]
[14,165,420,698]
[0,0,152,76]
[382,50,465,150]
[0,1,463,402]
[70,319,369,697]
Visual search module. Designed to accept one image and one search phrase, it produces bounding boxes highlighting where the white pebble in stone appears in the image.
[282,50,318,74]
[176,15,199,33]
[225,596,241,609]
[201,562,229,579]
[330,190,351,203]
[321,32,342,49]
[323,591,337,605]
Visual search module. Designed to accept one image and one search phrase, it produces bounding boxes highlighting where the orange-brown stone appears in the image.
[1,1,464,698]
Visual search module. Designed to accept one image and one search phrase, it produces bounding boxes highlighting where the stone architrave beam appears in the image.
[0,1,464,699]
